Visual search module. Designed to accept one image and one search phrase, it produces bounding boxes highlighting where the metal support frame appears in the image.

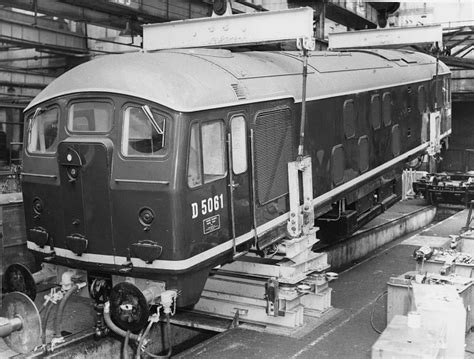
[329,24,443,50]
[193,223,331,330]
[298,48,309,158]
[287,156,315,238]
[428,111,442,156]
[220,243,329,284]
[143,7,315,51]
[194,263,333,331]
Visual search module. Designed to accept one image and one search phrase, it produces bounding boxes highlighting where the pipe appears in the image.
[41,302,55,345]
[135,319,153,359]
[54,284,77,337]
[142,286,162,305]
[142,313,172,359]
[103,302,140,341]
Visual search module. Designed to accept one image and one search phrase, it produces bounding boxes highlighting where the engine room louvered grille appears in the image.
[254,108,295,205]
[231,83,247,100]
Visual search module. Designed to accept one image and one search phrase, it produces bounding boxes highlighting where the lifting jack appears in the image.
[190,151,335,333]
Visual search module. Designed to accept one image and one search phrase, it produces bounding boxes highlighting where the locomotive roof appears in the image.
[25,48,450,112]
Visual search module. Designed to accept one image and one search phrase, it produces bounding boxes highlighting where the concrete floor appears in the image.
[177,208,474,359]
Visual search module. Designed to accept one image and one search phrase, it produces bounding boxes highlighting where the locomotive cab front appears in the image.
[22,93,214,306]
[22,82,259,307]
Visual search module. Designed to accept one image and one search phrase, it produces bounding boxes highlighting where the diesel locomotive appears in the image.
[21,48,451,308]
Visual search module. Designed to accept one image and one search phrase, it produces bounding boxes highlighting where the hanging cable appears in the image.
[370,290,388,334]
[54,284,80,337]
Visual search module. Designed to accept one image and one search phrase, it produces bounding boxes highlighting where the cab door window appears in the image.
[27,106,59,154]
[230,115,248,174]
[188,120,226,188]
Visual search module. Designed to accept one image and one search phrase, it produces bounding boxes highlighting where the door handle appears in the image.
[229,180,239,190]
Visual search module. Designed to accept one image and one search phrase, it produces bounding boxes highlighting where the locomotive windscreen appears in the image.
[68,102,113,133]
[27,107,59,154]
[254,107,295,205]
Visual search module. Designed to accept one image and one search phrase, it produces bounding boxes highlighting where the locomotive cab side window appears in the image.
[27,106,59,154]
[230,115,248,174]
[188,123,202,187]
[188,120,226,188]
[68,101,113,133]
[121,105,166,157]
[444,77,450,105]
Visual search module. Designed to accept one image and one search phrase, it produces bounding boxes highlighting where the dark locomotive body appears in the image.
[22,49,451,306]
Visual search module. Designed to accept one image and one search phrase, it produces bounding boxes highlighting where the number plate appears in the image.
[203,215,220,234]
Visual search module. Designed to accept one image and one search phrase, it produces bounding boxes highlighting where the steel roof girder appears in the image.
[0,0,140,32]
[0,86,41,98]
[0,13,87,54]
[0,71,54,89]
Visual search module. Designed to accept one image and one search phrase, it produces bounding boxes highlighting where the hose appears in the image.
[103,302,140,341]
[142,313,172,359]
[103,302,173,358]
[123,330,131,359]
[135,321,153,359]
[38,301,48,314]
[41,301,55,345]
[54,284,78,337]
[370,290,388,334]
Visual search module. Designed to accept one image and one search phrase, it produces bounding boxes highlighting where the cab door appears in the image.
[186,114,253,258]
[187,120,231,255]
[227,114,252,244]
